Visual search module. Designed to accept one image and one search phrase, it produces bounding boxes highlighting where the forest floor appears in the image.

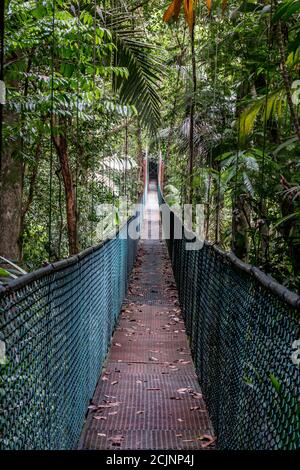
[78,181,215,450]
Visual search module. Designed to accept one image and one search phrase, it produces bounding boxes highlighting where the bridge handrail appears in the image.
[0,191,146,450]
[158,185,299,450]
[158,186,300,311]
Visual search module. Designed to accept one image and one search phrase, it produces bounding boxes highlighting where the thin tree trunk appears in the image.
[166,31,186,166]
[188,19,196,205]
[124,119,128,196]
[231,80,250,260]
[214,169,223,245]
[57,171,63,260]
[231,194,250,262]
[52,116,79,256]
[19,136,43,258]
[136,120,143,186]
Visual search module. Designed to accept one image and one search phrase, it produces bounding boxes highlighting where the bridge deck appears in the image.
[78,181,215,450]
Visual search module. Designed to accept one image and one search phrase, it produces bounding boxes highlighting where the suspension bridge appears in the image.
[0,166,299,451]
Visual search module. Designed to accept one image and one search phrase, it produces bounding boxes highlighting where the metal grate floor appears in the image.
[78,183,215,450]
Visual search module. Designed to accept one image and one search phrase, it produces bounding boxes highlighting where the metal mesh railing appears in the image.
[0,196,145,450]
[158,187,300,450]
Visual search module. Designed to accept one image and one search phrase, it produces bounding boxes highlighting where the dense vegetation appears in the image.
[1,0,300,292]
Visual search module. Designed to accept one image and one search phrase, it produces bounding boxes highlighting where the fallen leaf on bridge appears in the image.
[109,435,124,446]
[177,387,190,394]
[198,434,216,448]
[191,392,203,399]
[87,405,97,411]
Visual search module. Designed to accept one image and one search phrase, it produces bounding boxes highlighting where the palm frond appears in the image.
[103,7,163,134]
[239,89,286,138]
[113,36,162,133]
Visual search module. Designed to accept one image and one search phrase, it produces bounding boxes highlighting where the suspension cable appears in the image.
[206,17,219,240]
[0,0,5,175]
[75,0,81,233]
[90,0,97,246]
[48,0,55,261]
[257,2,272,264]
[260,3,272,211]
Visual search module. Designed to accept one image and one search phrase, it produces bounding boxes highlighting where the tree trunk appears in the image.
[136,121,143,186]
[166,32,185,166]
[0,66,23,264]
[214,170,223,245]
[52,116,79,256]
[0,127,23,261]
[188,19,196,205]
[231,195,250,262]
[18,136,43,258]
[231,80,250,260]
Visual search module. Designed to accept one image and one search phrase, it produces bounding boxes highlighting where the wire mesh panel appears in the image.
[158,187,300,450]
[0,199,145,450]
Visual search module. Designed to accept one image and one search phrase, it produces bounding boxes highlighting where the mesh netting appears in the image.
[0,201,144,450]
[158,187,300,450]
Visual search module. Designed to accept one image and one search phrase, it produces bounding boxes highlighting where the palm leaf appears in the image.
[243,172,254,196]
[239,89,286,138]
[105,9,162,133]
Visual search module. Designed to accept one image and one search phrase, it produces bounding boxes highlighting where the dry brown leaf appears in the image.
[108,435,124,446]
[192,392,203,399]
[198,434,216,448]
[87,405,97,411]
[98,401,121,409]
[177,387,189,394]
